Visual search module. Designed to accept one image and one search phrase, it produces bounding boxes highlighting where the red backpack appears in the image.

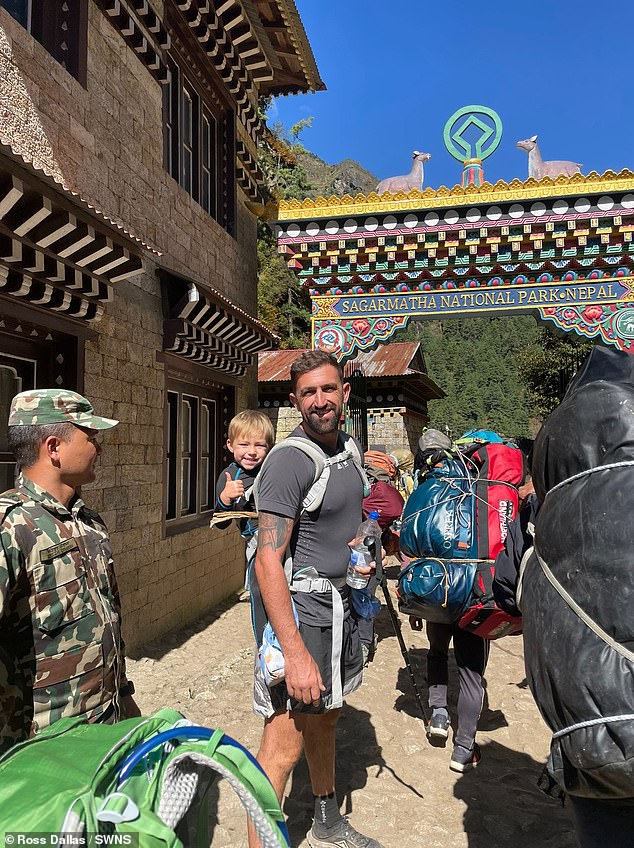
[458,562,524,639]
[458,437,524,638]
[362,481,404,530]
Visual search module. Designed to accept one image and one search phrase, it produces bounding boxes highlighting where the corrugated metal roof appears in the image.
[259,343,424,381]
[353,343,422,378]
[258,348,307,382]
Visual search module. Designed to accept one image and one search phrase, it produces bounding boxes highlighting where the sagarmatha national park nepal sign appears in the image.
[313,278,630,320]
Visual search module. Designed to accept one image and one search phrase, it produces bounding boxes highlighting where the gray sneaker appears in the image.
[307,817,384,848]
[450,742,481,773]
[426,708,450,745]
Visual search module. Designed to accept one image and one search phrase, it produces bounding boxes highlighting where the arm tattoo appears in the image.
[257,512,293,555]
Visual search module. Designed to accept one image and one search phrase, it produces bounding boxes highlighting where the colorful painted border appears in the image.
[538,302,634,353]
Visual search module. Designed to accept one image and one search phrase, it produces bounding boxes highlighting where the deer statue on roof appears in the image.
[516,135,582,180]
[376,150,431,194]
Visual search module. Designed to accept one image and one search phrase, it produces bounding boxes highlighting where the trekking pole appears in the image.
[367,537,430,726]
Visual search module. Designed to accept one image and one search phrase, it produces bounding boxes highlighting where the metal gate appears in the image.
[342,360,368,449]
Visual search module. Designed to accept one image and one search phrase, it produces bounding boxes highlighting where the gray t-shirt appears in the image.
[256,426,364,625]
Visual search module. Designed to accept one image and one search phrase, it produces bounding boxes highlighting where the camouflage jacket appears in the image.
[0,475,128,754]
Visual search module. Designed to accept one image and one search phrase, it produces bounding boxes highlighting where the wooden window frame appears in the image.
[163,54,234,233]
[164,376,234,535]
[0,311,80,487]
[3,0,88,85]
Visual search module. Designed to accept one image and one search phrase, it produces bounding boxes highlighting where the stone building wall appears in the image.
[1,7,258,307]
[260,405,301,443]
[367,408,427,453]
[0,6,258,650]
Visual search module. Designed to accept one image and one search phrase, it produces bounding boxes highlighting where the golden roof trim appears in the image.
[277,170,634,221]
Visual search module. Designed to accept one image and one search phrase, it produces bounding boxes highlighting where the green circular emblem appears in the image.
[615,309,634,340]
[443,105,503,163]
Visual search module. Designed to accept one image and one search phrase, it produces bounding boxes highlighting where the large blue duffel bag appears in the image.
[399,456,477,560]
[397,557,477,623]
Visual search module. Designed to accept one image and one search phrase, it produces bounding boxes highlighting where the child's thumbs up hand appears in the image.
[221,471,245,504]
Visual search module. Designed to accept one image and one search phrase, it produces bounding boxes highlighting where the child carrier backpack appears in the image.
[252,434,369,525]
[0,708,289,847]
[397,431,523,633]
[247,434,370,565]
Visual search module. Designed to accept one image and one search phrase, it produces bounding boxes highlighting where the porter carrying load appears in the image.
[521,346,634,799]
[398,430,523,636]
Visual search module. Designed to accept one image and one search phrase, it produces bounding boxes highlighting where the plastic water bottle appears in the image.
[346,511,382,589]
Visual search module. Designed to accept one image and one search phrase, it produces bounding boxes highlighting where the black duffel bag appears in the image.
[522,345,634,799]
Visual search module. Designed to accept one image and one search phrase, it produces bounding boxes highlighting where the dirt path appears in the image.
[128,580,576,848]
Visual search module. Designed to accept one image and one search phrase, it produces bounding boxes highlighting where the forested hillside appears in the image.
[406,317,540,437]
[256,119,593,431]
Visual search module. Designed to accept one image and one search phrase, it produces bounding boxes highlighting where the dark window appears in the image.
[0,319,78,490]
[2,0,88,84]
[165,380,231,529]
[201,107,217,218]
[3,0,29,26]
[163,57,233,232]
[181,85,196,196]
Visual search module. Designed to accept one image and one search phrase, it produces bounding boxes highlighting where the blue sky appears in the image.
[271,1,634,192]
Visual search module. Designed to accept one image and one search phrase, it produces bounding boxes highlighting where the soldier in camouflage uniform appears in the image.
[0,389,139,754]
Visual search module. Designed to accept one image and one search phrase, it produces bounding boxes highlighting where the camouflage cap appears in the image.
[8,389,118,430]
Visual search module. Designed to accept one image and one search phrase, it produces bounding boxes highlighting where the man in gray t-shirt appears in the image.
[255,424,362,626]
[249,351,383,848]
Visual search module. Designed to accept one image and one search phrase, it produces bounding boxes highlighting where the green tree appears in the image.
[257,226,311,348]
[258,117,315,202]
[256,113,315,347]
[405,316,541,438]
[517,328,594,417]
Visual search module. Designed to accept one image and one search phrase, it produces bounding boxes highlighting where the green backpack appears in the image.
[0,709,289,848]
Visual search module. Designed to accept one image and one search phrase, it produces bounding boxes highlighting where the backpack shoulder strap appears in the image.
[342,435,371,498]
[252,434,370,515]
[302,434,370,509]
[515,521,535,613]
[252,437,326,513]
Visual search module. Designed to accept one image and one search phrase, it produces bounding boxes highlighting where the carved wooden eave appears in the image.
[94,0,170,83]
[0,145,155,323]
[250,0,325,96]
[236,139,265,200]
[160,270,279,376]
[172,0,264,144]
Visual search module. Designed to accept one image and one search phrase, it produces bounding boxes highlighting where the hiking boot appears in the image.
[426,708,450,746]
[450,743,481,773]
[307,817,384,848]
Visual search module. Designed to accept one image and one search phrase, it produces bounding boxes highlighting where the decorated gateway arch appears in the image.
[273,108,634,361]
